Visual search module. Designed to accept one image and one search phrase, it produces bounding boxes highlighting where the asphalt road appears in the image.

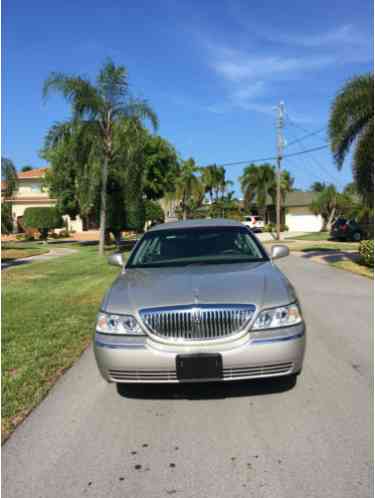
[3,255,373,498]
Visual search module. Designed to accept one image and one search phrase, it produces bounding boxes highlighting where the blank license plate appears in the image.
[176,354,223,380]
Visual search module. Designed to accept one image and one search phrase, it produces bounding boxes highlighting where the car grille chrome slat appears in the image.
[108,362,293,382]
[140,304,255,341]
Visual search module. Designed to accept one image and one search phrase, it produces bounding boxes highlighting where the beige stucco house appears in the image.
[240,191,324,232]
[2,167,83,232]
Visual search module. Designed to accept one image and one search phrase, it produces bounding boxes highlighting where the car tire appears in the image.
[352,232,361,242]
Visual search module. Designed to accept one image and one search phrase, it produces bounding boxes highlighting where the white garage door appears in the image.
[286,213,323,232]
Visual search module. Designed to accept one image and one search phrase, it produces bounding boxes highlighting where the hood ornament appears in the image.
[193,288,199,305]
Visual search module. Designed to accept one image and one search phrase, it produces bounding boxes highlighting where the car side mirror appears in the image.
[108,252,124,267]
[271,245,289,260]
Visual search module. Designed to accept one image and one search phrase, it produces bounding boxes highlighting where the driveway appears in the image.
[3,255,372,498]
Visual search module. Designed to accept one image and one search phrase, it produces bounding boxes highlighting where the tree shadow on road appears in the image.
[116,376,297,400]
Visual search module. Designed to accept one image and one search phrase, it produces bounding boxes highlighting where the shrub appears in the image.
[264,223,288,233]
[359,240,374,268]
[145,200,165,223]
[23,207,63,241]
[264,223,275,233]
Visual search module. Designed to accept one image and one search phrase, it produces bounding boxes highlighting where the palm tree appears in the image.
[274,170,294,204]
[239,163,275,218]
[175,158,203,220]
[310,184,338,231]
[311,181,326,193]
[1,157,18,199]
[1,157,18,234]
[43,59,158,254]
[329,73,374,206]
[201,165,216,203]
[212,166,224,201]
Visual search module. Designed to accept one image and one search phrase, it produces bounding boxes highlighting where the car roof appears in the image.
[148,218,245,232]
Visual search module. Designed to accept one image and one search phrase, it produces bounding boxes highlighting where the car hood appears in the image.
[102,261,297,316]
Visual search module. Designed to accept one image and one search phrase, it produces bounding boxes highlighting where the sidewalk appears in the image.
[2,247,78,270]
[256,231,308,242]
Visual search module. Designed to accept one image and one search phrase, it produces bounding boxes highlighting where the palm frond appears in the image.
[43,73,103,120]
[353,121,374,205]
[329,73,373,169]
[97,59,129,106]
[122,98,159,131]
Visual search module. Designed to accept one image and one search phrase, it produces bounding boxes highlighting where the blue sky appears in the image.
[2,0,373,195]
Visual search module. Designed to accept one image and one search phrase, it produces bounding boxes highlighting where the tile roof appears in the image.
[239,191,318,208]
[17,167,49,179]
[284,191,317,207]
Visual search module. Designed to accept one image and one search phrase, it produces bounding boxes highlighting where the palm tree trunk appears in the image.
[327,207,336,231]
[99,154,109,255]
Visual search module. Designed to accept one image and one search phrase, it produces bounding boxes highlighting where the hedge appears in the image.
[23,207,63,240]
[359,240,374,268]
[264,223,289,233]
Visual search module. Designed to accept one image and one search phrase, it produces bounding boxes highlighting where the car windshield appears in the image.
[127,226,268,268]
[334,218,347,226]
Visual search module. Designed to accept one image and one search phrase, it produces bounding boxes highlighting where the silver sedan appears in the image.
[94,219,305,384]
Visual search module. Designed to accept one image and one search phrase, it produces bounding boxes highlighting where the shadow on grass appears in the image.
[299,249,360,264]
[116,375,297,400]
[77,240,137,251]
[1,259,31,269]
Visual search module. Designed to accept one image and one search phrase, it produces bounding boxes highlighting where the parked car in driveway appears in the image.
[241,215,265,232]
[94,219,305,384]
[330,218,363,241]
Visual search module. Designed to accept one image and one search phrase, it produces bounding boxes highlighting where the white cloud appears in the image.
[195,20,371,120]
[278,24,369,49]
[211,51,332,83]
[204,42,333,117]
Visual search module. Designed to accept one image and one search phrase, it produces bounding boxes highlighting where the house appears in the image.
[240,191,323,232]
[283,191,323,232]
[159,190,324,232]
[2,167,83,232]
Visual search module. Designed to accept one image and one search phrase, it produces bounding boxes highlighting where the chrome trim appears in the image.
[95,340,145,349]
[252,332,304,344]
[139,304,255,342]
[95,333,146,349]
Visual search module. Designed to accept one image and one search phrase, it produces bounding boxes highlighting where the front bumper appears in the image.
[94,323,305,383]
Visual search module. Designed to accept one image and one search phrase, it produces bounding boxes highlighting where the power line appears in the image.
[213,144,329,168]
[285,114,328,145]
[286,153,332,186]
[285,125,344,188]
[285,127,328,148]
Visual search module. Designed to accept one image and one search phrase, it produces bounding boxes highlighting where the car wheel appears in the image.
[352,232,361,242]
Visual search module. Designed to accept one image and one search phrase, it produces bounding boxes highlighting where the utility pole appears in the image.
[276,101,285,241]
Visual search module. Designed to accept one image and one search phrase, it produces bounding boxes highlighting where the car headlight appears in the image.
[252,303,302,330]
[96,312,145,335]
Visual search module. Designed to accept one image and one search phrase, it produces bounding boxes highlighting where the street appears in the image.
[3,255,373,498]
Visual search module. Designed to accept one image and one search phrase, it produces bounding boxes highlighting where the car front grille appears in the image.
[109,369,177,382]
[108,362,293,382]
[139,304,255,341]
[222,362,293,379]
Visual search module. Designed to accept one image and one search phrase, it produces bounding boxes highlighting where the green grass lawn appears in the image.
[2,245,126,441]
[265,240,359,252]
[330,260,374,279]
[1,243,50,262]
[286,232,332,241]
